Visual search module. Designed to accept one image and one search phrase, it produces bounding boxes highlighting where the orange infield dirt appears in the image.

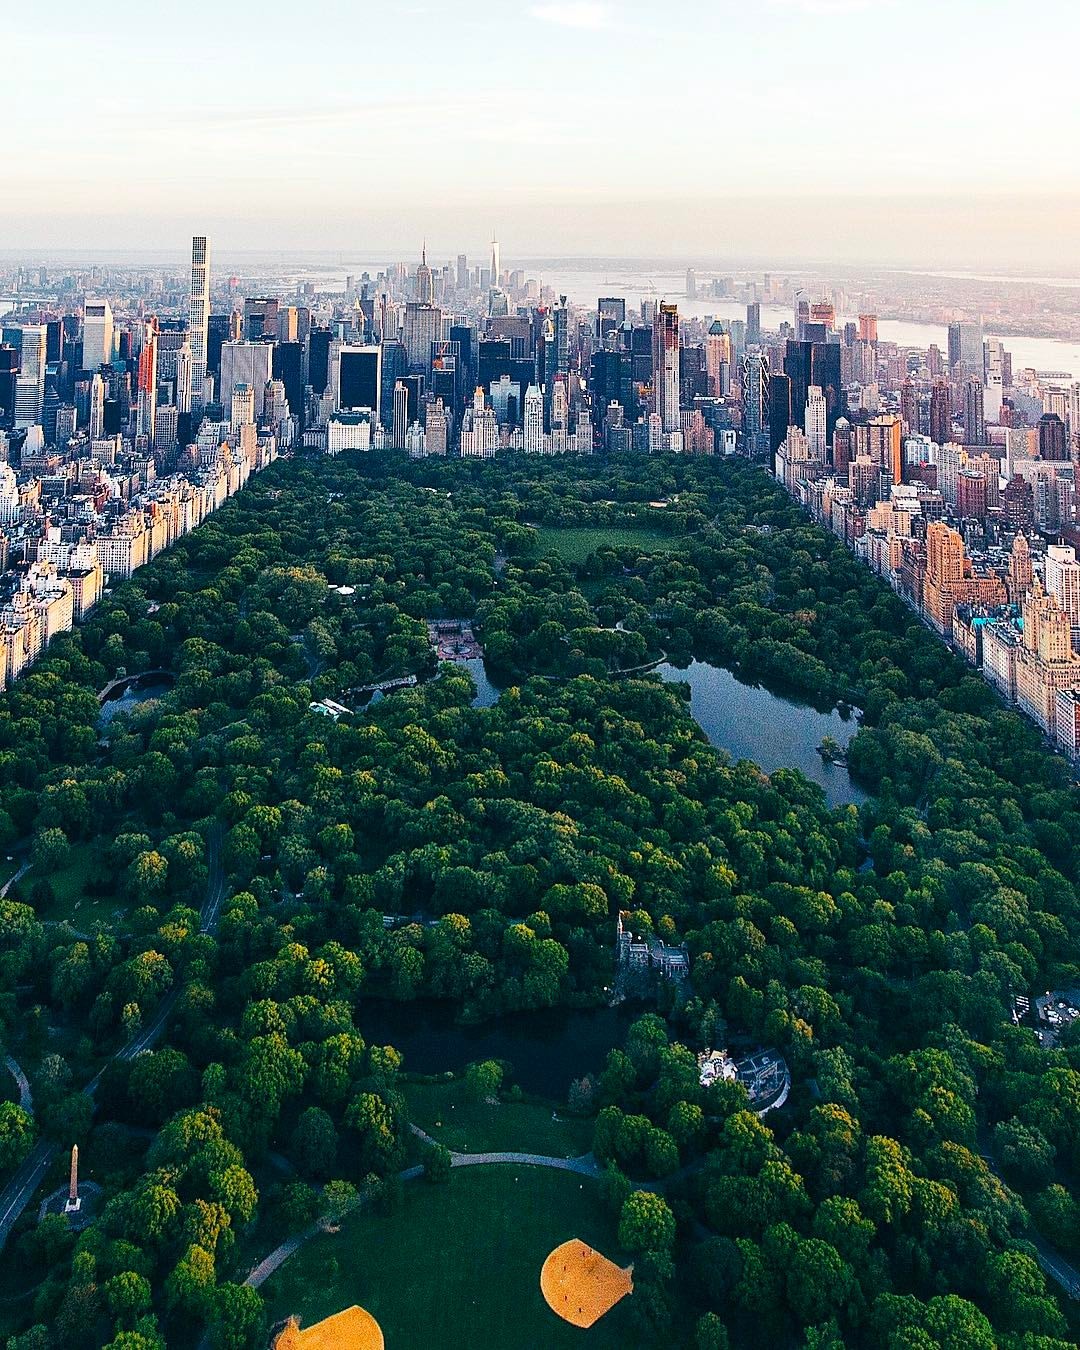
[273,1306,385,1350]
[540,1238,634,1328]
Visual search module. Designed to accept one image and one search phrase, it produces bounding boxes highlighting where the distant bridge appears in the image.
[97,669,174,704]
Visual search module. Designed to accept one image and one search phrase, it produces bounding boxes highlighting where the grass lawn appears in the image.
[404,1080,594,1158]
[16,844,124,929]
[532,525,688,566]
[263,1165,638,1350]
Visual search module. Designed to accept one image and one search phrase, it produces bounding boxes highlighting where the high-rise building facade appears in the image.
[652,302,680,434]
[189,236,211,409]
[82,299,113,370]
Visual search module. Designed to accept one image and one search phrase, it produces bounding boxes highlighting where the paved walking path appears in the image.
[0,862,30,900]
[3,1057,31,1113]
[240,1139,603,1293]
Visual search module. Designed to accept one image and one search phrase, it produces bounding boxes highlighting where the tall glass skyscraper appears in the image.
[189,236,211,409]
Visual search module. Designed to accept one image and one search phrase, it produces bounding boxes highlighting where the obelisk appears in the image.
[65,1144,80,1213]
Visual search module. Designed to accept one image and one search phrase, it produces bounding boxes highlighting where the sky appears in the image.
[5,0,1080,267]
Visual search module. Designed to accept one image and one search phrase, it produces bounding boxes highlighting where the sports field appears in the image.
[263,1166,636,1350]
[532,525,688,565]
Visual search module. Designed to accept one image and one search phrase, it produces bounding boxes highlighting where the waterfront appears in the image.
[356,999,638,1098]
[653,659,866,808]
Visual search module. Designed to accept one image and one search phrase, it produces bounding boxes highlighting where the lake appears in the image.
[356,999,638,1099]
[456,654,864,806]
[98,678,174,727]
[653,660,866,808]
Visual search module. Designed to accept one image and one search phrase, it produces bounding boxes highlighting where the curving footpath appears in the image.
[0,862,30,900]
[0,828,226,1253]
[4,1057,32,1113]
[240,1135,603,1294]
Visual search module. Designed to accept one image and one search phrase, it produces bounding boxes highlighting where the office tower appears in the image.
[948,321,983,376]
[1008,531,1034,602]
[82,298,113,370]
[597,297,627,342]
[87,373,105,440]
[706,321,730,397]
[746,302,761,345]
[768,373,792,455]
[154,403,179,452]
[929,379,951,445]
[1004,474,1036,534]
[392,381,408,449]
[1045,544,1080,643]
[743,349,769,456]
[805,386,827,459]
[868,413,903,487]
[415,247,435,306]
[14,325,46,427]
[858,314,878,344]
[490,234,500,286]
[523,384,544,452]
[425,398,449,455]
[243,297,279,341]
[456,255,469,289]
[403,302,441,373]
[307,326,333,396]
[956,469,988,521]
[206,313,236,385]
[900,379,917,436]
[1039,412,1068,461]
[686,269,697,300]
[810,299,835,331]
[189,236,211,409]
[652,302,680,434]
[219,341,273,416]
[136,316,159,440]
[175,339,193,415]
[231,382,255,431]
[964,376,986,445]
[273,342,304,423]
[330,344,382,417]
[784,339,842,440]
[0,347,17,430]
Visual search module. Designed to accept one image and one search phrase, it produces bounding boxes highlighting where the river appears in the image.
[538,271,1080,380]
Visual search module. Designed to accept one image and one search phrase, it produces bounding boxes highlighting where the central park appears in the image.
[0,450,1079,1349]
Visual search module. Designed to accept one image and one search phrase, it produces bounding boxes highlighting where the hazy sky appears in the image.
[6,0,1080,266]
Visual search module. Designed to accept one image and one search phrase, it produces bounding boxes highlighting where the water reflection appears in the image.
[653,660,866,808]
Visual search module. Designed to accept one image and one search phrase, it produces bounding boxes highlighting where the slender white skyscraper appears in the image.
[189,235,211,411]
[805,385,827,459]
[89,373,105,440]
[82,299,113,370]
[490,233,500,286]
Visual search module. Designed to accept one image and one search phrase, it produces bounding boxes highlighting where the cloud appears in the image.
[768,0,879,12]
[529,2,614,28]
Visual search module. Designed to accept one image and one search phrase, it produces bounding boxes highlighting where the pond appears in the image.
[653,660,867,808]
[98,679,175,728]
[356,999,638,1099]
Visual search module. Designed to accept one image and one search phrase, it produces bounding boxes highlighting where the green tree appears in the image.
[618,1191,676,1253]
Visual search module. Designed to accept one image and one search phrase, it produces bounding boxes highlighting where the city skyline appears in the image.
[6,0,1080,267]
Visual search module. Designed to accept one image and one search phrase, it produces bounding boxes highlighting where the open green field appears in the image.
[15,844,124,929]
[263,1166,637,1350]
[532,525,688,565]
[404,1080,593,1157]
